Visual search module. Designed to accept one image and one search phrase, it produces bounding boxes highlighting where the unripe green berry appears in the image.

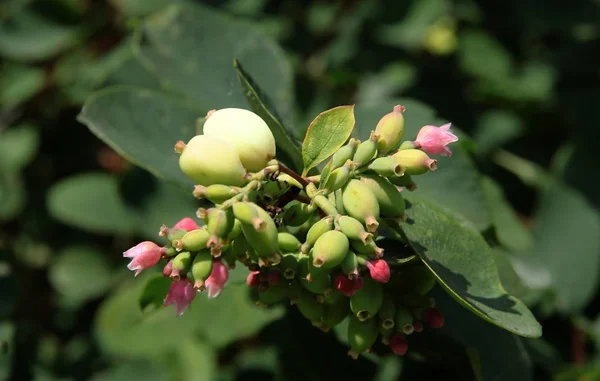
[334,189,346,214]
[180,228,210,251]
[352,133,378,167]
[392,149,438,175]
[388,173,417,191]
[374,105,405,154]
[226,219,243,240]
[347,315,378,358]
[350,277,384,321]
[336,215,372,244]
[240,204,278,260]
[322,162,351,194]
[298,255,332,294]
[322,295,350,329]
[178,135,246,186]
[193,184,239,203]
[282,201,313,227]
[341,250,359,277]
[342,179,380,233]
[301,216,334,254]
[206,208,235,239]
[280,253,299,279]
[277,232,301,252]
[379,325,395,344]
[232,202,265,231]
[192,251,213,289]
[258,282,288,306]
[359,174,406,218]
[395,306,414,335]
[296,290,325,324]
[230,234,250,257]
[351,239,383,257]
[203,108,276,172]
[332,138,359,169]
[171,251,193,279]
[368,157,404,177]
[378,297,396,329]
[311,230,350,270]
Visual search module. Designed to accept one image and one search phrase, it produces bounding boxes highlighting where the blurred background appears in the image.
[1,0,599,380]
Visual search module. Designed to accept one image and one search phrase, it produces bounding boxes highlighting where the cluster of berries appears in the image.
[123,106,457,358]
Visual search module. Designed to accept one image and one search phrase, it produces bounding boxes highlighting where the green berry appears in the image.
[191,251,213,289]
[301,216,334,254]
[359,174,406,218]
[311,230,349,270]
[368,157,404,177]
[392,149,437,175]
[374,105,405,154]
[336,215,371,244]
[342,179,380,233]
[352,133,378,167]
[350,277,384,321]
[277,232,301,252]
[332,139,359,169]
[347,315,378,358]
[180,228,210,251]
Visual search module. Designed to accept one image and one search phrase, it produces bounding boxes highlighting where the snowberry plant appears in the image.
[121,101,541,359]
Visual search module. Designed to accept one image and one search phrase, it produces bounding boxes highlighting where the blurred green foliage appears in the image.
[1,0,600,380]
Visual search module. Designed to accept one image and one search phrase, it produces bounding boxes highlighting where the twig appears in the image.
[278,164,310,188]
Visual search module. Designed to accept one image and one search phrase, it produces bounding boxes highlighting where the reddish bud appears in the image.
[424,308,445,328]
[335,274,364,296]
[123,241,164,276]
[414,123,458,157]
[246,271,261,287]
[164,278,196,316]
[162,260,173,277]
[205,260,229,298]
[389,334,408,356]
[365,259,390,283]
[173,217,200,232]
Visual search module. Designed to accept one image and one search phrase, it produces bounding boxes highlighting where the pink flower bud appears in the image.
[389,334,408,356]
[173,217,200,232]
[424,308,445,328]
[123,241,164,276]
[365,259,390,283]
[335,274,364,296]
[162,260,173,277]
[414,123,458,157]
[205,260,229,298]
[246,271,261,287]
[164,278,196,316]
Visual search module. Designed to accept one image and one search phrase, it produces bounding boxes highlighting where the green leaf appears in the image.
[0,322,14,380]
[48,246,114,307]
[524,179,600,313]
[0,173,25,221]
[47,173,138,234]
[0,261,18,319]
[234,59,302,171]
[458,30,512,80]
[78,87,201,187]
[139,275,171,310]
[0,124,40,172]
[0,63,45,107]
[434,287,534,381]
[0,7,80,62]
[354,99,491,230]
[135,3,294,128]
[176,339,216,381]
[109,0,180,16]
[301,105,355,176]
[399,194,542,338]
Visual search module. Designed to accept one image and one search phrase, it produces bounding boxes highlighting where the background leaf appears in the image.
[400,194,542,338]
[301,105,355,175]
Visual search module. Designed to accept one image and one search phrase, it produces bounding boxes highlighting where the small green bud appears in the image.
[178,135,247,186]
[311,230,350,270]
[322,294,350,329]
[296,290,325,324]
[332,138,359,169]
[277,173,304,190]
[258,282,288,306]
[392,149,438,175]
[374,105,405,154]
[334,189,346,214]
[322,162,351,194]
[350,277,384,321]
[341,250,360,277]
[203,108,276,172]
[301,216,334,254]
[368,157,404,177]
[226,219,243,240]
[378,298,396,329]
[171,251,193,280]
[352,132,378,167]
[277,232,301,252]
[164,246,178,257]
[232,202,265,231]
[347,315,378,359]
[387,174,417,191]
[240,204,278,260]
[180,229,210,251]
[206,208,235,239]
[282,201,313,227]
[161,226,186,242]
[193,184,239,203]
[351,239,384,258]
[280,253,299,279]
[336,215,372,244]
[191,251,213,289]
[379,325,395,344]
[399,141,416,150]
[395,306,414,335]
[359,174,406,218]
[342,179,380,233]
[298,255,332,294]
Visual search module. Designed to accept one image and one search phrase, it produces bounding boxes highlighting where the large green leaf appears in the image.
[78,88,200,186]
[0,124,39,172]
[354,99,491,230]
[234,59,303,171]
[47,173,138,234]
[0,63,45,107]
[434,288,533,381]
[399,194,542,338]
[301,105,355,176]
[134,3,294,128]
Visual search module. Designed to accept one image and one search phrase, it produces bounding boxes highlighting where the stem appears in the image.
[278,164,310,188]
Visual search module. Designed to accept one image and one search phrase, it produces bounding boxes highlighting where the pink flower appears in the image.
[123,241,164,276]
[246,271,261,287]
[205,260,229,298]
[365,259,390,283]
[414,123,458,157]
[173,217,200,232]
[164,278,196,316]
[162,260,173,277]
[389,334,408,356]
[335,275,364,296]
